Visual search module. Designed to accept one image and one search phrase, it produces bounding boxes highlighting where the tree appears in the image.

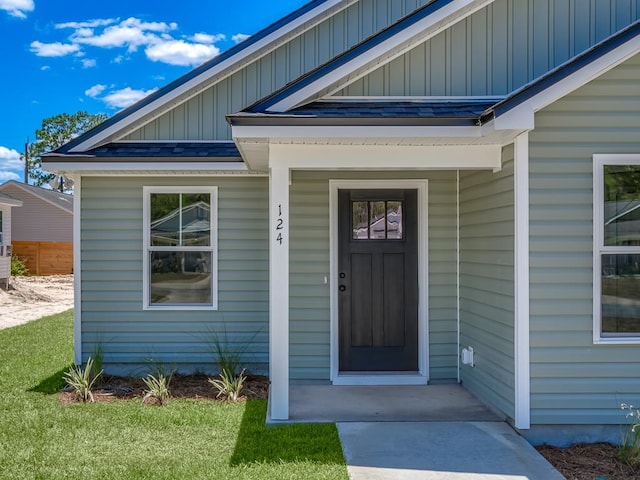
[27,111,108,191]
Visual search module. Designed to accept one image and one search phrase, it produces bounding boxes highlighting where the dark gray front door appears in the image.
[338,189,419,372]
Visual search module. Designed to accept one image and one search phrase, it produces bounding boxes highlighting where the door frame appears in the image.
[329,179,429,385]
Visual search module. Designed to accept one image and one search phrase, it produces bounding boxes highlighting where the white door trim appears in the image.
[329,179,429,385]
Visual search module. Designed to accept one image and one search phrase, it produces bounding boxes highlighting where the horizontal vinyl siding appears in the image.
[123,0,431,142]
[529,52,640,425]
[290,170,458,381]
[338,0,640,97]
[2,184,72,242]
[0,205,11,278]
[459,148,515,419]
[81,176,269,374]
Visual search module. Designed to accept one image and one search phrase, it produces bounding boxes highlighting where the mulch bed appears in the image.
[537,443,640,480]
[59,373,269,405]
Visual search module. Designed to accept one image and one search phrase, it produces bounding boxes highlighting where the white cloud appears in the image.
[145,40,220,66]
[190,32,225,44]
[0,146,23,182]
[70,17,177,52]
[81,58,96,68]
[0,0,34,19]
[102,86,157,109]
[30,41,80,57]
[40,65,50,71]
[232,33,250,44]
[55,18,117,29]
[85,84,106,98]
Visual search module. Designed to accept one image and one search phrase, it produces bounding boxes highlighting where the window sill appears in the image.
[594,337,640,345]
[144,304,218,311]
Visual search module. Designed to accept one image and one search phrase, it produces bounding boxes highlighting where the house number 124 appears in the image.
[276,204,284,245]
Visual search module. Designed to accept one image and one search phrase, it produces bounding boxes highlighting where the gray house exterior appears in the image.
[44,0,640,445]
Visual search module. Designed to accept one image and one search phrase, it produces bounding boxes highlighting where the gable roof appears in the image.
[57,0,357,154]
[0,181,73,214]
[0,192,22,207]
[246,0,495,113]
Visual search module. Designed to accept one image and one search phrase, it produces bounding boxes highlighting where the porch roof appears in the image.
[228,98,501,127]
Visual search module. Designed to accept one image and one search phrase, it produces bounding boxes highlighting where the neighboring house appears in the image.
[0,180,73,275]
[43,0,640,445]
[0,192,23,287]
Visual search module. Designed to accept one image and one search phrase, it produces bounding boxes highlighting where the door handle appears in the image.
[339,285,346,292]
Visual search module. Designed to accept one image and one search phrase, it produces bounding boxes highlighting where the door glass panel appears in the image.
[352,202,369,239]
[352,200,404,240]
[386,201,403,239]
[369,201,386,239]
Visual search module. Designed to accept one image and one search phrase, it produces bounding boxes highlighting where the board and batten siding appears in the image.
[80,176,269,374]
[289,170,458,381]
[1,183,72,243]
[122,0,432,143]
[338,0,640,97]
[459,148,515,419]
[529,52,640,425]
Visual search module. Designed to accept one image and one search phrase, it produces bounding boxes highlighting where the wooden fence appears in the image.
[12,241,73,275]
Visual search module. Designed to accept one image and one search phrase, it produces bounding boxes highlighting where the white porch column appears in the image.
[514,132,531,429]
[269,161,290,420]
[71,175,82,366]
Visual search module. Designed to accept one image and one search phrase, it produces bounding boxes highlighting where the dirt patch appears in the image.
[538,443,640,480]
[60,373,269,405]
[0,275,74,329]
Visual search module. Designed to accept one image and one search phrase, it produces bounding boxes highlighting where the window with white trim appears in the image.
[594,155,640,342]
[143,186,217,310]
[0,210,3,245]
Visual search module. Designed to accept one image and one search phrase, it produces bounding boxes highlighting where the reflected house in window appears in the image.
[352,201,403,240]
[148,192,214,307]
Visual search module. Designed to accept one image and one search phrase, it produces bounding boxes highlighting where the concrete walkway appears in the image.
[338,422,565,480]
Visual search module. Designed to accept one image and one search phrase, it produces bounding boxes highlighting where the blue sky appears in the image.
[0,0,308,182]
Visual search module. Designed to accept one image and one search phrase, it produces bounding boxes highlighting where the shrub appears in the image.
[10,256,28,276]
[63,357,102,403]
[208,368,247,403]
[620,403,640,466]
[142,373,171,406]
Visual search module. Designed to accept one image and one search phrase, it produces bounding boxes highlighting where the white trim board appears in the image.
[71,175,82,365]
[329,179,429,385]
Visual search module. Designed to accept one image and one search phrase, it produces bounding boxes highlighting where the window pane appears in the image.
[181,194,211,246]
[604,165,640,246]
[386,201,403,239]
[369,201,386,239]
[150,251,212,305]
[150,193,211,246]
[602,253,640,334]
[352,202,369,239]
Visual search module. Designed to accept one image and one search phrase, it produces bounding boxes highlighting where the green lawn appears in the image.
[0,311,348,479]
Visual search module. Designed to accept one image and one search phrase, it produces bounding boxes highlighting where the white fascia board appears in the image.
[232,124,483,139]
[268,0,494,112]
[269,143,501,170]
[0,197,22,207]
[69,0,353,153]
[43,161,248,172]
[499,34,640,123]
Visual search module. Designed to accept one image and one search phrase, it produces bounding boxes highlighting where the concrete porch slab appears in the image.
[282,384,503,423]
[338,422,565,480]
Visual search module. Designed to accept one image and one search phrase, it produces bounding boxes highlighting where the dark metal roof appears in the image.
[229,99,501,126]
[54,0,335,154]
[247,0,458,113]
[481,19,640,123]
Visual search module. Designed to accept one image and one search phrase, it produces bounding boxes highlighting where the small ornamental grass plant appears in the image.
[10,255,28,276]
[208,368,247,403]
[620,403,640,467]
[142,373,171,406]
[63,357,102,403]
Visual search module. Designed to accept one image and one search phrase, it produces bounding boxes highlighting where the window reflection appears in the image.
[602,253,640,334]
[150,193,211,246]
[604,165,640,246]
[150,251,212,305]
[352,200,403,240]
